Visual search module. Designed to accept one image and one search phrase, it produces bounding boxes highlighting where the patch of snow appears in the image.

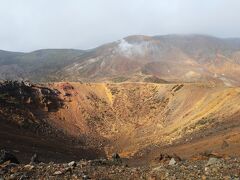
[65,62,86,72]
[65,57,102,72]
[77,66,83,70]
[185,71,200,78]
[88,58,99,63]
[66,63,80,72]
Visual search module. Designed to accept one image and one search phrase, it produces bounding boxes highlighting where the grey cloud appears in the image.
[0,0,240,52]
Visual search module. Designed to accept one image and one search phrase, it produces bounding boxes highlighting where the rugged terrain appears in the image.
[0,81,105,163]
[1,81,239,163]
[1,157,240,179]
[1,35,240,85]
[0,34,240,179]
[0,49,84,81]
[46,82,240,159]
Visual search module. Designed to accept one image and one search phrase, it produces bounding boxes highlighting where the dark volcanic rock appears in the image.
[0,158,239,179]
[30,153,40,164]
[155,153,181,163]
[112,153,122,163]
[0,80,63,111]
[0,150,20,164]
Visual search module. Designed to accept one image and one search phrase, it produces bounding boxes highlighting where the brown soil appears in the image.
[1,81,240,164]
[47,82,240,161]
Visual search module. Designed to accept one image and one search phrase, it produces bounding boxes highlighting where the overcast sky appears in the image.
[0,0,240,52]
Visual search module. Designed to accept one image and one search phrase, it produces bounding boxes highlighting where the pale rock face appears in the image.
[219,77,235,87]
[47,35,240,85]
[65,57,102,72]
[88,58,100,63]
[100,59,107,69]
[206,157,221,166]
[184,71,201,79]
[169,158,176,165]
[66,63,84,72]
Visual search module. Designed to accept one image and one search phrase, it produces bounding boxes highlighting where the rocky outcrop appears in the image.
[0,156,239,179]
[0,150,20,164]
[0,80,63,111]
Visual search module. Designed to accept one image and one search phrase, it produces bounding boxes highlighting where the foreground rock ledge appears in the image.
[0,158,239,180]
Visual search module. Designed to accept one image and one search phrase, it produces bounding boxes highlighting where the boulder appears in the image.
[0,150,20,164]
[68,161,77,167]
[172,153,182,161]
[53,170,63,175]
[155,153,181,163]
[206,157,221,166]
[24,164,35,171]
[221,140,229,149]
[30,153,40,164]
[112,153,121,162]
[82,174,90,180]
[169,158,176,165]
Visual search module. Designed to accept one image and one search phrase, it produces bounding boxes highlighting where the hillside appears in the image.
[0,49,84,81]
[1,81,239,163]
[1,35,240,85]
[47,82,240,159]
[0,81,104,163]
[58,35,240,85]
[0,35,240,178]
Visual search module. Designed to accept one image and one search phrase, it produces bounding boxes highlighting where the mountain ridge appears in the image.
[0,34,240,86]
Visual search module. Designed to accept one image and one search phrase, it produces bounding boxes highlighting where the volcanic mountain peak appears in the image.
[0,51,240,175]
[0,34,240,85]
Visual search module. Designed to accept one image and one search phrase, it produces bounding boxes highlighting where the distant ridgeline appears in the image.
[0,35,240,85]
